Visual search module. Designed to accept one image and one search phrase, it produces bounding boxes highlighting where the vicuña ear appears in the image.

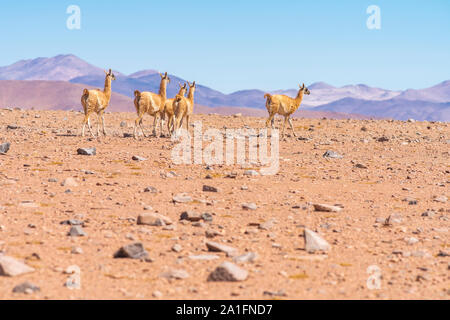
[187,81,191,87]
[104,70,108,75]
[193,81,196,87]
[109,69,112,75]
[160,73,164,78]
[302,83,305,88]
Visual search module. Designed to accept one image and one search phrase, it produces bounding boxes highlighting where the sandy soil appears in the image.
[0,109,448,300]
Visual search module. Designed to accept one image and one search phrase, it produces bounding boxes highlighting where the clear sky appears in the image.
[0,0,449,93]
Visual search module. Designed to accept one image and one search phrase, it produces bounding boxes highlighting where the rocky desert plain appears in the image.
[0,108,448,300]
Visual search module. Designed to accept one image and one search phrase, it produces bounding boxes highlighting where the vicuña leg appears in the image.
[288,117,296,137]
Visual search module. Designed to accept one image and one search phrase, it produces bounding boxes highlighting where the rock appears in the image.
[0,256,35,277]
[60,219,84,226]
[173,193,192,203]
[114,243,149,259]
[434,196,447,203]
[132,155,147,161]
[180,211,202,222]
[68,226,87,237]
[0,143,11,154]
[205,229,222,238]
[201,213,213,222]
[244,170,259,176]
[259,220,275,231]
[120,121,127,128]
[61,177,78,187]
[242,203,257,211]
[144,186,158,193]
[12,282,40,294]
[203,185,219,192]
[137,213,172,226]
[233,252,258,263]
[71,247,83,254]
[172,244,182,253]
[7,125,18,130]
[263,290,287,297]
[160,269,190,280]
[313,204,342,213]
[405,237,419,245]
[188,255,220,261]
[152,290,163,298]
[377,137,389,142]
[208,262,248,282]
[304,228,331,253]
[77,148,96,156]
[206,241,238,257]
[323,150,343,159]
[355,163,368,169]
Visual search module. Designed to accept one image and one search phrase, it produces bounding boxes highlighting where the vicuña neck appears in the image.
[103,76,112,100]
[295,90,304,105]
[159,80,168,100]
[188,89,195,104]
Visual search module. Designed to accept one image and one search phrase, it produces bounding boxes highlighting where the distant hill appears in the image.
[0,54,449,121]
[314,97,450,121]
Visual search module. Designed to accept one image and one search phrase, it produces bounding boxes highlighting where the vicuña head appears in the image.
[298,83,310,96]
[105,69,116,81]
[160,72,171,84]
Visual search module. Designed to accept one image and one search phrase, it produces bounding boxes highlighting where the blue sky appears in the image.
[0,0,449,93]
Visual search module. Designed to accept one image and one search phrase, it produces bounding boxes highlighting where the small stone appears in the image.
[0,143,11,154]
[152,290,163,298]
[259,220,274,231]
[244,170,259,176]
[201,213,213,222]
[188,255,220,261]
[405,237,419,245]
[206,241,238,257]
[144,186,158,193]
[323,150,343,159]
[242,203,257,211]
[7,125,18,130]
[233,252,258,263]
[132,155,147,161]
[61,178,78,187]
[137,213,172,226]
[0,256,35,277]
[173,193,192,203]
[77,148,96,156]
[160,269,190,280]
[313,204,342,213]
[304,228,331,253]
[208,262,248,282]
[120,121,127,128]
[377,137,389,142]
[355,163,368,169]
[203,185,219,192]
[71,247,83,254]
[60,219,84,226]
[434,196,447,203]
[172,244,182,253]
[180,211,202,222]
[263,290,287,297]
[68,226,87,237]
[12,282,40,294]
[205,229,222,238]
[114,243,149,259]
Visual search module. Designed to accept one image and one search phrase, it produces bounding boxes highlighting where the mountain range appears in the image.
[0,54,448,121]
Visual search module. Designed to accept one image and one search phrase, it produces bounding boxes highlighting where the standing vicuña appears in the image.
[264,83,310,138]
[173,81,196,134]
[81,69,116,137]
[133,72,171,138]
[162,83,187,136]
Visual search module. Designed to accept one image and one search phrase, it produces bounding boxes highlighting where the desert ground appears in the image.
[0,108,448,300]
